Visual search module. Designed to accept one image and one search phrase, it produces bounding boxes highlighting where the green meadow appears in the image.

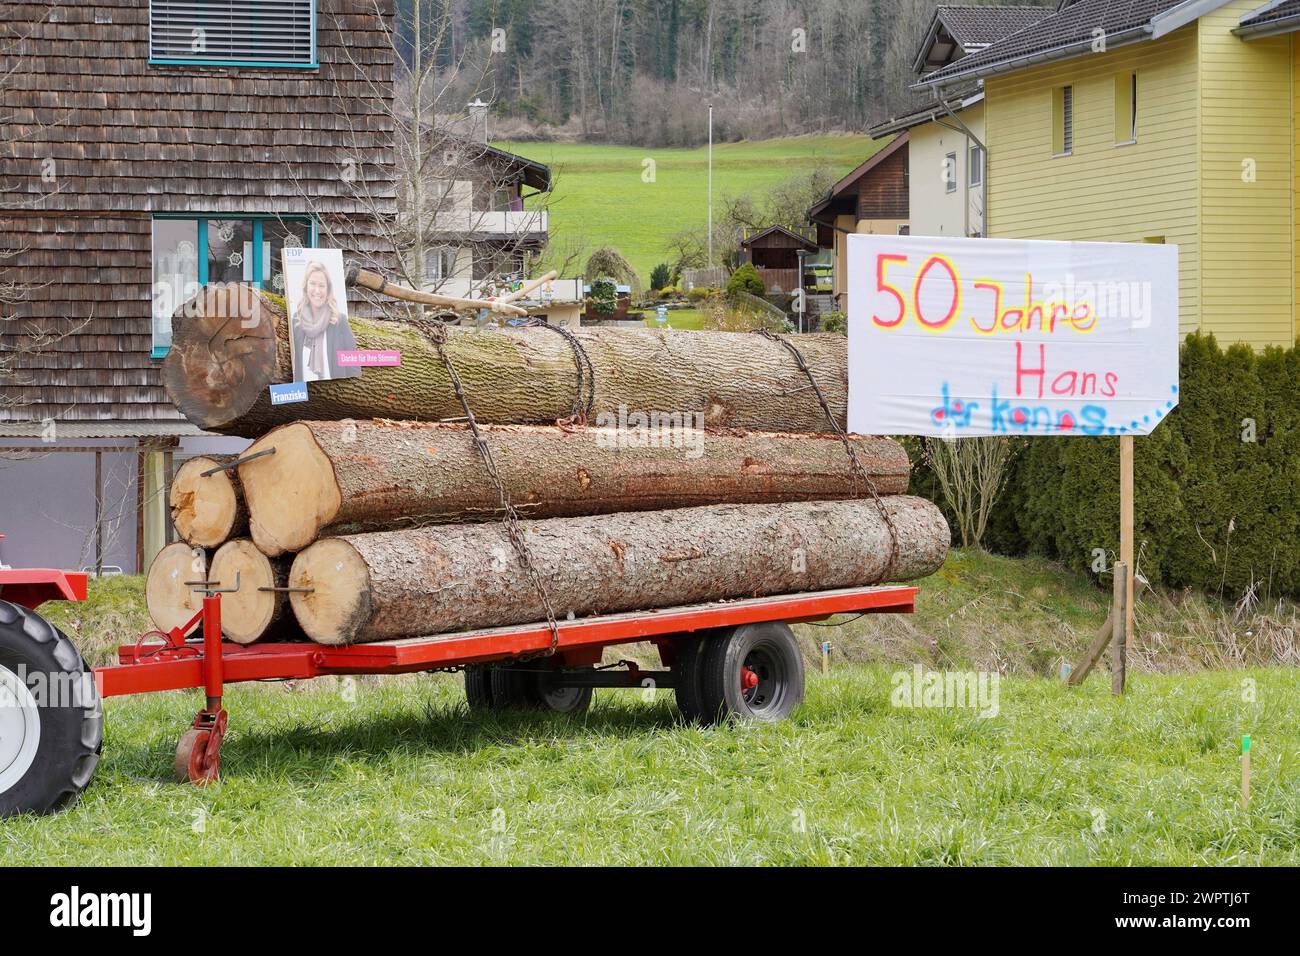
[497,135,881,284]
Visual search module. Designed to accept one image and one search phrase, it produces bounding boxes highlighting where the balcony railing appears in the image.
[430,209,548,236]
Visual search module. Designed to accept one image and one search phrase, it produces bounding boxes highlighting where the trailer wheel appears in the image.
[463,666,494,711]
[699,622,804,724]
[672,635,710,724]
[0,600,103,818]
[482,662,593,714]
[534,667,593,715]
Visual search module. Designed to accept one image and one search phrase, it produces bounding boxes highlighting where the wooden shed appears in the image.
[739,225,820,294]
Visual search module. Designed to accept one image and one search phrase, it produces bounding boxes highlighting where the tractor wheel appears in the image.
[699,622,804,724]
[0,600,103,817]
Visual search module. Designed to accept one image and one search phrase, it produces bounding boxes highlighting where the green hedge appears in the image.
[980,333,1300,598]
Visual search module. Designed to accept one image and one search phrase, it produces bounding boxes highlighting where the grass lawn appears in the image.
[2,666,1294,865]
[642,307,707,330]
[497,135,880,285]
[9,550,1299,865]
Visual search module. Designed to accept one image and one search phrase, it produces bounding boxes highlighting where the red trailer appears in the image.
[0,556,916,817]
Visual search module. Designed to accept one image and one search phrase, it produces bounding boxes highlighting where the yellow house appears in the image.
[917,0,1300,349]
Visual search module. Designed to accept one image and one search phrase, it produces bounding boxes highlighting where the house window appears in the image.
[151,215,313,357]
[1053,85,1073,156]
[1114,73,1137,144]
[423,246,459,283]
[969,144,983,187]
[149,1,317,68]
[944,152,957,193]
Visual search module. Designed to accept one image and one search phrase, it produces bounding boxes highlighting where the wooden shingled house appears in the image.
[0,1,396,574]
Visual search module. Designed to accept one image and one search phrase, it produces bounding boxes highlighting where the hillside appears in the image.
[496,134,882,284]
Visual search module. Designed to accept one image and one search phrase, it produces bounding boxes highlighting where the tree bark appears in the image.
[207,539,295,645]
[162,284,848,438]
[239,420,911,557]
[145,542,205,633]
[288,496,948,645]
[169,456,248,549]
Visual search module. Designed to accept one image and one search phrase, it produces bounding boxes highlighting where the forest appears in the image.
[404,0,1055,146]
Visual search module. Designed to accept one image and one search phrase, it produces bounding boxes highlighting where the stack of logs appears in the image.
[147,287,949,647]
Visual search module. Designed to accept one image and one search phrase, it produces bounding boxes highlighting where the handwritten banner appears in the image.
[846,234,1179,437]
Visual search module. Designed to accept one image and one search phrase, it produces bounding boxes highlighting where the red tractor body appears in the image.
[0,534,88,609]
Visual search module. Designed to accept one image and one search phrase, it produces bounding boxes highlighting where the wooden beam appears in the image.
[1066,612,1114,685]
[94,450,103,577]
[135,450,145,574]
[1112,559,1128,696]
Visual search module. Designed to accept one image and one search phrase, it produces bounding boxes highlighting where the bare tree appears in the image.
[924,436,1019,549]
[298,1,563,310]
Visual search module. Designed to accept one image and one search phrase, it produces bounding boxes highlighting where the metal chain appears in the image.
[754,328,902,579]
[525,318,596,422]
[412,317,563,656]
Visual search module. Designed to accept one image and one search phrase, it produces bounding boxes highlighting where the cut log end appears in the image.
[145,542,205,632]
[240,423,343,557]
[170,456,246,548]
[161,285,282,432]
[288,538,371,645]
[209,539,285,644]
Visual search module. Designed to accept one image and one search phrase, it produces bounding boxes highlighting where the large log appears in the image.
[162,285,848,438]
[207,540,296,645]
[239,419,911,557]
[145,542,205,632]
[288,496,948,646]
[169,456,248,549]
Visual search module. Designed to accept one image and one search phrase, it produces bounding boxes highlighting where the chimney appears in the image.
[467,99,489,144]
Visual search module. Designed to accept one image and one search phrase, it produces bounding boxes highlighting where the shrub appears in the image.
[983,333,1300,599]
[726,262,766,298]
[649,263,673,292]
[819,311,847,335]
[687,286,720,303]
[587,277,617,315]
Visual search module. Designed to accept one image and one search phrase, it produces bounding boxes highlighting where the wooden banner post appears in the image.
[1067,437,1136,689]
[1111,559,1128,695]
[1120,435,1135,654]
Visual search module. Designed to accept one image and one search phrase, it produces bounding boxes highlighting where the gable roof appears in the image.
[806,133,909,225]
[740,224,819,252]
[916,0,1234,88]
[1236,0,1300,36]
[913,5,1056,72]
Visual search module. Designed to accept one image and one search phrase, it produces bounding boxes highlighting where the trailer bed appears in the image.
[97,584,916,697]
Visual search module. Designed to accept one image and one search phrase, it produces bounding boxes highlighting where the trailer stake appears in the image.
[201,447,276,476]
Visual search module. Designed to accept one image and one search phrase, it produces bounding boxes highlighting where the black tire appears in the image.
[0,600,103,817]
[534,667,593,715]
[699,622,805,724]
[463,665,494,711]
[672,635,711,724]
[485,661,594,714]
[489,662,536,709]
